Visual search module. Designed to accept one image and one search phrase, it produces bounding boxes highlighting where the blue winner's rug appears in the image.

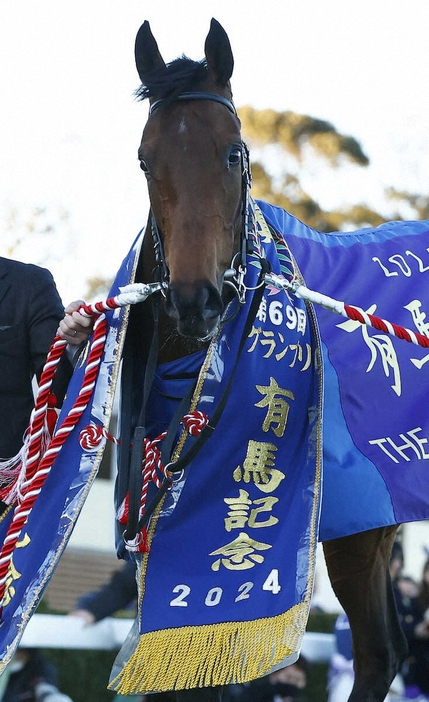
[257,201,429,541]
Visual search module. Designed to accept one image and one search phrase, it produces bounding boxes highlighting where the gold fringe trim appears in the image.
[109,602,307,694]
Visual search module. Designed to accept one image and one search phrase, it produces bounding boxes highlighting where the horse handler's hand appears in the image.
[68,609,96,626]
[58,300,94,346]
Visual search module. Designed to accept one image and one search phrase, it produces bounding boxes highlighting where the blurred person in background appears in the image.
[0,648,73,702]
[223,656,309,702]
[327,613,406,702]
[69,563,173,702]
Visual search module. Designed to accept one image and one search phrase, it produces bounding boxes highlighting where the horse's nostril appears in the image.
[164,290,179,320]
[165,283,224,338]
[203,286,224,320]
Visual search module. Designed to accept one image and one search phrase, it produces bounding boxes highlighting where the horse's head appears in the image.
[135,19,247,341]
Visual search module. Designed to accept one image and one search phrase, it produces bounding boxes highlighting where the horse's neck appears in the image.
[137,228,208,366]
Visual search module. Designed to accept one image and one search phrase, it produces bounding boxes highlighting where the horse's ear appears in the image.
[135,20,166,81]
[204,18,234,86]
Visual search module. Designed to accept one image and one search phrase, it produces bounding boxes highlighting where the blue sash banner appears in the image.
[110,206,323,693]
[257,201,429,541]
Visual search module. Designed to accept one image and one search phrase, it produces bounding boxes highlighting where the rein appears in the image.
[266,272,429,349]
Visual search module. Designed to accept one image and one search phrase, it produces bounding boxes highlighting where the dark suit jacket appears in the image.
[0,257,65,458]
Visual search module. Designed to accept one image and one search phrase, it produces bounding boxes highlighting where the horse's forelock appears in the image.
[134,57,208,102]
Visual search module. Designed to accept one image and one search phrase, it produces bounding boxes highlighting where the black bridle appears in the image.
[149,91,237,115]
[147,91,255,304]
[120,92,265,551]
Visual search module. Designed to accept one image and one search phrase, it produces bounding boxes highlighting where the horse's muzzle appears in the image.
[165,282,224,339]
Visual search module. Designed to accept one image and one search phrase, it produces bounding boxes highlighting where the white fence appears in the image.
[20,614,335,663]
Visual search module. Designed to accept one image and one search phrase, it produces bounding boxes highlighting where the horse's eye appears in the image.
[139,159,149,174]
[228,148,242,167]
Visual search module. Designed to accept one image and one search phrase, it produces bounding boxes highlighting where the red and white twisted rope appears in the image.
[78,424,120,451]
[139,411,209,513]
[343,304,429,347]
[265,273,429,349]
[0,282,162,614]
[0,339,68,504]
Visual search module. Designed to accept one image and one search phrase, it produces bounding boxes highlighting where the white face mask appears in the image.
[9,659,25,674]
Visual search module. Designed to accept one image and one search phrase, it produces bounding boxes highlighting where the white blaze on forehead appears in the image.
[178,116,188,153]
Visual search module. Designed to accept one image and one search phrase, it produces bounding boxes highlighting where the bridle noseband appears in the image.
[147,91,255,305]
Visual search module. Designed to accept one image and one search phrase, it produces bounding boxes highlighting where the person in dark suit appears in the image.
[0,257,86,460]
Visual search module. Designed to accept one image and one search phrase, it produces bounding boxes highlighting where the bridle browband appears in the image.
[147,91,255,305]
[150,91,237,115]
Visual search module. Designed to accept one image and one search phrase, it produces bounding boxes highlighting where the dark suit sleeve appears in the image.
[26,265,65,379]
[75,562,138,622]
[0,261,73,457]
[26,265,73,403]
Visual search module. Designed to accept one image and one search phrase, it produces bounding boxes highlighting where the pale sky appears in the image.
[0,0,429,302]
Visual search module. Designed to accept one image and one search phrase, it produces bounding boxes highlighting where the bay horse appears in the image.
[120,18,407,702]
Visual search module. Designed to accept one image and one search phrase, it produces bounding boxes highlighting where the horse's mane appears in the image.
[135,57,209,103]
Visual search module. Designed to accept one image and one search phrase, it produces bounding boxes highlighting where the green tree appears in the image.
[238,106,416,231]
[0,203,72,262]
[84,275,114,300]
[0,202,113,303]
[239,106,369,166]
[386,188,429,220]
